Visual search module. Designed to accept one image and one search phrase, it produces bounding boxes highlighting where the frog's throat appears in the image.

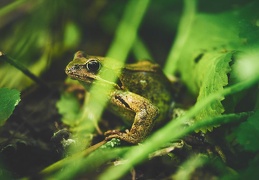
[68,72,121,89]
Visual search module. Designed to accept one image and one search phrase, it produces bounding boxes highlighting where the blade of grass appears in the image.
[163,0,197,75]
[105,0,150,60]
[173,154,208,179]
[52,0,150,179]
[40,140,106,176]
[132,36,153,60]
[0,0,27,17]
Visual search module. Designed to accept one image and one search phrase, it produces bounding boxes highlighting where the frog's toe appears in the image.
[105,130,141,144]
[104,129,122,136]
[104,132,123,142]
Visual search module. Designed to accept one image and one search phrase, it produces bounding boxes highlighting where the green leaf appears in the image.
[231,51,259,82]
[176,13,239,92]
[236,111,259,152]
[164,2,259,131]
[56,92,81,126]
[0,88,20,125]
[195,51,233,131]
[241,155,259,179]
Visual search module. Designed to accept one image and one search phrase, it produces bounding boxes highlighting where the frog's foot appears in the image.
[104,130,141,144]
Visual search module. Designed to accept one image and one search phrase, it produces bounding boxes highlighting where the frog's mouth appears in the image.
[65,69,95,84]
[72,74,94,84]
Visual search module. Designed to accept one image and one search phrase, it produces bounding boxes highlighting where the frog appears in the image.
[65,51,173,144]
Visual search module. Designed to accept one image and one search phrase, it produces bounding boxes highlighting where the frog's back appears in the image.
[120,61,173,123]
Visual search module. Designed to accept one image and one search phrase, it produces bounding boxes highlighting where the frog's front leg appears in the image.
[105,90,159,144]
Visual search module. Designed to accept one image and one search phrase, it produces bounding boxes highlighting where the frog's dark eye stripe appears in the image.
[86,60,101,73]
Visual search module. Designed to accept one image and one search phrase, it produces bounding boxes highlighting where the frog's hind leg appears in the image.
[105,91,159,144]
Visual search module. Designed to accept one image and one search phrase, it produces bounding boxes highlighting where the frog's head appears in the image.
[65,51,121,87]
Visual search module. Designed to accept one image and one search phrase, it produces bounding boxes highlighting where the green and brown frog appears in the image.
[65,51,174,144]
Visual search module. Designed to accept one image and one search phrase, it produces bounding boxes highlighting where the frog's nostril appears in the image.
[72,64,80,71]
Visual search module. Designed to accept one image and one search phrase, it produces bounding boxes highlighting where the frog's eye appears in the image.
[86,60,101,73]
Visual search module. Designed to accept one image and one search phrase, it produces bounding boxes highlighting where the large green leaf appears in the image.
[173,11,240,94]
[194,51,233,130]
[164,1,259,131]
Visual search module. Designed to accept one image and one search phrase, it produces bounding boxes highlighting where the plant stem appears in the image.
[164,0,197,75]
[0,51,49,89]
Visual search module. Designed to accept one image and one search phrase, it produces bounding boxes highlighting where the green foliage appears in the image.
[241,155,259,179]
[0,0,80,89]
[56,92,81,126]
[164,0,259,131]
[97,1,259,179]
[51,147,129,179]
[236,111,259,152]
[100,138,121,149]
[195,52,233,131]
[0,88,20,125]
[1,0,259,179]
[63,22,81,49]
[173,154,208,179]
[231,51,259,82]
